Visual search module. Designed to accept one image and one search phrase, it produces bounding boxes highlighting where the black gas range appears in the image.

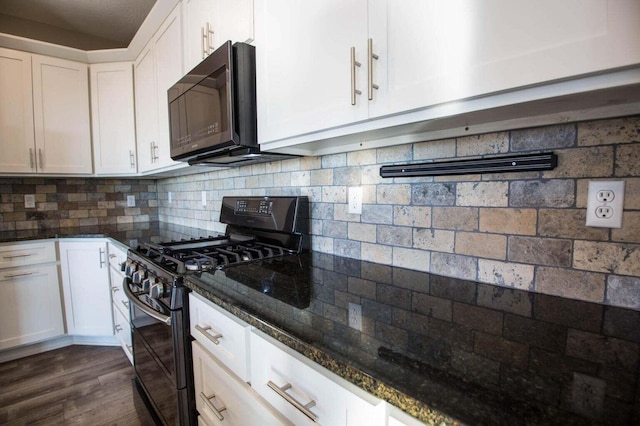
[123,196,309,425]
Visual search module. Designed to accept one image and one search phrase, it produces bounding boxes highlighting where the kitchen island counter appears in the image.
[185,251,640,425]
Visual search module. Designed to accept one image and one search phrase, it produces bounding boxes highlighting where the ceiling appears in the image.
[0,0,157,51]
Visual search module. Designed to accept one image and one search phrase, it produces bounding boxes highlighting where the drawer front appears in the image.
[250,330,380,426]
[113,304,132,363]
[107,241,127,269]
[0,241,56,268]
[193,341,291,426]
[110,265,129,319]
[190,293,250,382]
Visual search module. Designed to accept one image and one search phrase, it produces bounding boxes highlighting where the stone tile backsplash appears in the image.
[156,115,640,310]
[0,178,157,231]
[0,116,637,311]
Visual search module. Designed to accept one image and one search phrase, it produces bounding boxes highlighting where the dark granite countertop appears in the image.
[185,251,640,426]
[0,222,220,248]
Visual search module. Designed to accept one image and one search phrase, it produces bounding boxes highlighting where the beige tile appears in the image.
[573,241,640,276]
[478,259,534,290]
[536,266,605,303]
[456,182,508,207]
[455,232,506,260]
[479,208,536,235]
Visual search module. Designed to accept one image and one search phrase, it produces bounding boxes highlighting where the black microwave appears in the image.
[169,41,295,166]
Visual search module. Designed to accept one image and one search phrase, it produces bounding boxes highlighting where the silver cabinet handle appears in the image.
[195,324,223,345]
[129,150,135,168]
[367,38,379,100]
[206,22,215,54]
[115,324,123,332]
[4,271,34,279]
[38,148,44,170]
[121,300,129,310]
[99,248,106,268]
[3,253,32,259]
[267,380,318,422]
[200,392,226,421]
[112,286,120,293]
[201,26,207,59]
[29,148,35,170]
[350,47,362,106]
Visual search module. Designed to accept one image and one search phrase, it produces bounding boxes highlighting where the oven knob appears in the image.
[132,269,147,284]
[149,282,165,299]
[141,277,155,292]
[124,261,135,277]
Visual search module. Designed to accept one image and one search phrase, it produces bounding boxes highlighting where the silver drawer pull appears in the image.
[195,324,223,345]
[3,253,33,259]
[115,324,123,332]
[4,271,34,278]
[121,300,129,309]
[200,392,226,421]
[267,380,318,422]
[112,287,120,293]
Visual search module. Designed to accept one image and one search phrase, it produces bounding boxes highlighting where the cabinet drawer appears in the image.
[250,330,380,426]
[190,293,250,382]
[0,241,56,268]
[110,266,129,319]
[107,241,128,269]
[193,341,291,426]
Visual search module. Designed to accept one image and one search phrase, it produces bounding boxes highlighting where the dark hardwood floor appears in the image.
[0,345,157,425]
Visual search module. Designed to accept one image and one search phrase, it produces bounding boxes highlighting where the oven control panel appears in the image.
[234,199,273,216]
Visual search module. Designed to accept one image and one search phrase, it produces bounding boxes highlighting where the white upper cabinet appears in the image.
[135,5,184,174]
[0,48,34,174]
[368,0,640,119]
[0,49,92,174]
[254,0,369,143]
[183,0,255,72]
[90,62,137,175]
[256,0,640,154]
[32,55,92,174]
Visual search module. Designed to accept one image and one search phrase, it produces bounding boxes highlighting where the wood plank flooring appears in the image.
[0,345,157,425]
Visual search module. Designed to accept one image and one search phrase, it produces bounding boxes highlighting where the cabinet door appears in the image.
[193,341,290,426]
[213,0,254,47]
[32,55,92,174]
[90,62,137,175]
[59,241,113,336]
[153,6,184,170]
[0,48,35,173]
[183,0,215,72]
[254,0,368,144]
[368,0,640,118]
[250,330,379,426]
[134,43,158,173]
[0,263,64,350]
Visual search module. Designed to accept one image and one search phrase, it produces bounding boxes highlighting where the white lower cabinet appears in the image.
[250,329,381,426]
[0,240,64,350]
[190,292,250,381]
[58,240,113,336]
[109,241,132,363]
[192,340,290,426]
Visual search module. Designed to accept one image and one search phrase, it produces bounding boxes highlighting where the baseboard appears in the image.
[0,334,120,363]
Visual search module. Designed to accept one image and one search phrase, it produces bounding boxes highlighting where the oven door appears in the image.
[124,277,177,425]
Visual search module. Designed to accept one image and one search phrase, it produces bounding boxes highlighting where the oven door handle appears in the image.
[123,277,172,326]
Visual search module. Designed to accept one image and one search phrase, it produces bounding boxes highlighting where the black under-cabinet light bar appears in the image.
[379,152,557,178]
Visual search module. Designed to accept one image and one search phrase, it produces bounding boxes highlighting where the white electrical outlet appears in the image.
[586,181,625,228]
[201,191,207,206]
[127,195,135,207]
[348,186,363,215]
[348,302,362,331]
[24,194,35,208]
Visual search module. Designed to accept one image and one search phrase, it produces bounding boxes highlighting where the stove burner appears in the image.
[184,257,216,271]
